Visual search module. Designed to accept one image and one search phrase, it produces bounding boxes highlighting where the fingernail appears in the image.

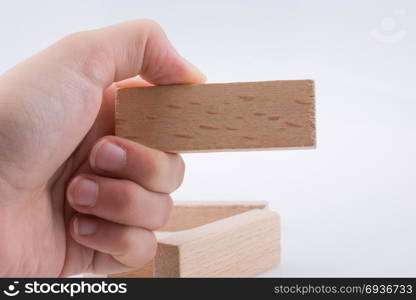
[91,140,126,172]
[74,217,97,236]
[69,177,98,207]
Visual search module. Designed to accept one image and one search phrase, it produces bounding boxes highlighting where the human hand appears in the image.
[0,19,205,277]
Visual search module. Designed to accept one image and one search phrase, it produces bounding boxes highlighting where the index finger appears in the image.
[89,136,185,193]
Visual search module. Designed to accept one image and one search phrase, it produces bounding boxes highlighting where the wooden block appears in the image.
[157,209,280,277]
[108,202,280,278]
[108,261,155,278]
[116,80,315,152]
[161,201,268,231]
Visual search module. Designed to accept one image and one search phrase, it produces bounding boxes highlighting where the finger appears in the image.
[89,136,185,193]
[58,19,206,87]
[67,174,173,230]
[70,214,157,272]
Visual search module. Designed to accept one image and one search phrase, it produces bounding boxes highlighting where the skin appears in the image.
[0,19,206,277]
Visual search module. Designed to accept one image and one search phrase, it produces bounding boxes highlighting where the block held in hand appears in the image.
[115,80,315,153]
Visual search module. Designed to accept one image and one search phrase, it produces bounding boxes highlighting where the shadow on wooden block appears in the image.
[102,201,280,278]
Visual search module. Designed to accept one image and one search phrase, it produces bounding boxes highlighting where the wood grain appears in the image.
[161,209,280,277]
[161,201,268,231]
[116,80,315,152]
[108,202,280,278]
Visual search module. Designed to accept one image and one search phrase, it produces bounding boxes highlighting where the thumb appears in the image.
[58,19,206,86]
[0,19,205,188]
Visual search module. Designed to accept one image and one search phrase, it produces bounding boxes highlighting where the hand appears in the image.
[0,19,205,277]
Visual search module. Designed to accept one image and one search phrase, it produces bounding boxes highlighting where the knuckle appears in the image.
[143,231,158,259]
[143,151,167,186]
[142,152,185,192]
[119,181,138,202]
[149,195,173,230]
[114,228,134,254]
[164,195,174,216]
[113,229,157,269]
[174,155,186,189]
[123,229,157,263]
[116,181,143,219]
[111,227,137,256]
[136,19,163,32]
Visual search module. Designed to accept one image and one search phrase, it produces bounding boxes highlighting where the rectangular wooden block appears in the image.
[116,80,315,153]
[158,209,280,277]
[107,202,280,278]
[161,201,268,231]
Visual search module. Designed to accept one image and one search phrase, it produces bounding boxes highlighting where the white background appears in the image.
[1,0,415,277]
